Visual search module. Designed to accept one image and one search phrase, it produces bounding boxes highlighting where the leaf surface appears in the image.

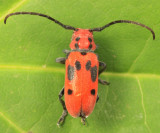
[0,0,160,133]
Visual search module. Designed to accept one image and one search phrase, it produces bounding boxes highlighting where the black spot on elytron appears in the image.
[88,37,92,42]
[90,66,97,82]
[91,89,95,95]
[68,65,74,80]
[68,89,73,95]
[81,52,87,55]
[76,37,80,41]
[89,44,92,49]
[86,60,91,70]
[75,61,81,70]
[75,43,79,49]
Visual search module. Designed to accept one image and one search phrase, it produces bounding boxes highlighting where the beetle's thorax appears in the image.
[70,29,96,51]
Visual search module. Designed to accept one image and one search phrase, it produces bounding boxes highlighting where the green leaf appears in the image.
[0,0,160,133]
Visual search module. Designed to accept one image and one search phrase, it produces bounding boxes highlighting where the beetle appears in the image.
[4,12,155,126]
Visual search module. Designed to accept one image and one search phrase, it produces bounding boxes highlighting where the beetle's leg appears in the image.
[98,61,110,85]
[56,57,66,64]
[81,116,86,125]
[96,94,99,103]
[80,112,86,125]
[63,49,71,54]
[98,78,110,85]
[57,87,68,126]
[99,61,106,75]
[56,49,70,64]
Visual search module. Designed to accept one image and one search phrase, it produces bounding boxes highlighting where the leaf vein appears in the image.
[1,65,160,78]
[28,104,51,131]
[136,77,152,133]
[0,111,27,133]
[128,36,151,72]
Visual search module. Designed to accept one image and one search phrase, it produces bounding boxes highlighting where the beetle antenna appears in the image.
[4,12,77,31]
[90,20,155,40]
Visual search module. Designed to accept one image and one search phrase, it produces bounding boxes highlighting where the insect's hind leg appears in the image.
[80,112,86,125]
[57,87,68,126]
[96,94,99,103]
[98,61,110,85]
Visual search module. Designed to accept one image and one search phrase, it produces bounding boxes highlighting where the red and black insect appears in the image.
[4,12,155,126]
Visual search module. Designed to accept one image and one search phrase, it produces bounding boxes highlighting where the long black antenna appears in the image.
[90,20,155,40]
[4,12,77,31]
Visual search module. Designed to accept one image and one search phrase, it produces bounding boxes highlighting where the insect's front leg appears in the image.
[56,57,66,64]
[56,49,71,64]
[57,87,68,126]
[98,61,110,85]
[63,49,71,54]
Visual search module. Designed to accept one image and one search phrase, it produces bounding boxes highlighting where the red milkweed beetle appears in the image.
[4,12,155,126]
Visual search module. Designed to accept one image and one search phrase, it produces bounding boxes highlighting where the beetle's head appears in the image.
[70,29,96,51]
